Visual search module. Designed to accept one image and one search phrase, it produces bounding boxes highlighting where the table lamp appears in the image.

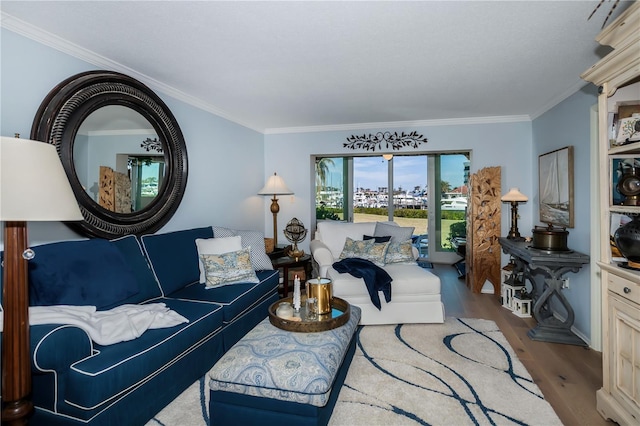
[258,172,293,246]
[501,187,528,241]
[1,135,83,424]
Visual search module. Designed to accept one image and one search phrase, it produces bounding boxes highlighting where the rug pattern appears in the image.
[147,318,561,426]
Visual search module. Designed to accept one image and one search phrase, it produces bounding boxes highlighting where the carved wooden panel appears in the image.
[466,166,501,294]
[114,171,132,214]
[99,166,131,213]
[99,165,115,211]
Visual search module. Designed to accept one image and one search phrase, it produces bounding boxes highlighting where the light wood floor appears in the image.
[430,263,611,426]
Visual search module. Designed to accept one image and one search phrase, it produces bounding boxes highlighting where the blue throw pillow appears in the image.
[28,239,140,308]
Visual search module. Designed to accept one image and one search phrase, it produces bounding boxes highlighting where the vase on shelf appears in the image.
[614,215,640,270]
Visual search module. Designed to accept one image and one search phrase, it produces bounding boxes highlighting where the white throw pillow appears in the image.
[196,236,242,284]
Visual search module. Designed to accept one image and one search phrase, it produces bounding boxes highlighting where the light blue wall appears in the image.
[532,84,599,342]
[264,121,536,254]
[0,28,266,246]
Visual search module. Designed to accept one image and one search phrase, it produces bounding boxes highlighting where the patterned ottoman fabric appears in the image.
[208,306,361,407]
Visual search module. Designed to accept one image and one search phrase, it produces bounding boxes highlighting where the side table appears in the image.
[269,251,312,298]
[498,237,589,346]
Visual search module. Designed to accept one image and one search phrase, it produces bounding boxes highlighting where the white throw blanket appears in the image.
[28,303,189,346]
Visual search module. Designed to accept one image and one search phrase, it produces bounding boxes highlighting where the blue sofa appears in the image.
[0,226,279,425]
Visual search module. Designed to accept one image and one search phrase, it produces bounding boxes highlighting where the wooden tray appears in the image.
[268,296,350,333]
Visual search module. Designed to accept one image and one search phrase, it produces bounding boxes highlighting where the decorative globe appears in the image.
[284,218,307,260]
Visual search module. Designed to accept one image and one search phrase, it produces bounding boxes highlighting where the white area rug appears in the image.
[147,318,561,426]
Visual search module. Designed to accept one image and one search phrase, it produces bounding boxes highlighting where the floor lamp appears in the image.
[501,187,528,241]
[1,136,83,425]
[258,172,293,247]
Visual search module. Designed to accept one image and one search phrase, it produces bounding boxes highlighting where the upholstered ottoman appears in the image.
[208,306,361,426]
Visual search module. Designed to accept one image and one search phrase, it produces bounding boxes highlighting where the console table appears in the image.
[498,238,589,346]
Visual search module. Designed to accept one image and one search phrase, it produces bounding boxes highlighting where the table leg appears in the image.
[526,264,587,346]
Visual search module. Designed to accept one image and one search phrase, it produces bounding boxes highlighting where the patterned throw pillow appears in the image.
[385,239,416,264]
[200,247,260,288]
[195,236,243,284]
[338,237,389,266]
[374,222,415,243]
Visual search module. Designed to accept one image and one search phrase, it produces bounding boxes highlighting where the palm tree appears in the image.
[315,158,335,191]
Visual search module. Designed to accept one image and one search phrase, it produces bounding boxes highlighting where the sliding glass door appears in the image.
[314,152,469,263]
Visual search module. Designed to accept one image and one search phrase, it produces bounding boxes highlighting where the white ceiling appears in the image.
[0,1,634,134]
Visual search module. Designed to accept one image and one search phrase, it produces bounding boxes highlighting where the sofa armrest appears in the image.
[31,324,93,374]
[310,239,335,278]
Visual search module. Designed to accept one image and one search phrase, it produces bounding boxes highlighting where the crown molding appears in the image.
[0,12,262,133]
[264,115,532,135]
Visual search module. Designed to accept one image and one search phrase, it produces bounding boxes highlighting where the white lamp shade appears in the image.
[258,172,293,196]
[1,136,83,221]
[501,187,528,202]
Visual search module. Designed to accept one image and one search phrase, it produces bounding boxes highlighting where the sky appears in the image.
[323,154,467,192]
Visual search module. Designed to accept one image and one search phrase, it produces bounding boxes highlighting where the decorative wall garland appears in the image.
[344,131,428,152]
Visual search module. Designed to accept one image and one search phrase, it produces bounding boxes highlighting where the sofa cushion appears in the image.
[141,227,214,296]
[109,235,163,306]
[330,263,440,300]
[213,227,273,271]
[338,237,389,266]
[200,247,260,288]
[316,221,378,259]
[168,270,279,324]
[374,222,415,243]
[28,239,139,309]
[63,298,224,412]
[196,236,243,283]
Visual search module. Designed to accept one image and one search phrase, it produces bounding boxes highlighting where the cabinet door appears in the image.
[609,293,640,418]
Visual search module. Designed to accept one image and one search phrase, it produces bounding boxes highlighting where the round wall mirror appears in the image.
[31,70,188,239]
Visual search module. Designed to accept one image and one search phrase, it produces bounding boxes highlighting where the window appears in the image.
[314,152,469,262]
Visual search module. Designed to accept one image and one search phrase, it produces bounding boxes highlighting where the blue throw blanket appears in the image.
[332,258,392,310]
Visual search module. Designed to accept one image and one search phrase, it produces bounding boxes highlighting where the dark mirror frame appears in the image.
[31,70,188,239]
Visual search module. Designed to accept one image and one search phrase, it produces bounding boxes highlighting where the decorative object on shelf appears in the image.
[501,187,528,241]
[612,157,640,205]
[616,113,640,145]
[539,146,574,228]
[258,172,293,246]
[344,131,427,151]
[531,224,570,252]
[283,217,307,260]
[0,135,83,425]
[306,278,333,315]
[293,275,301,312]
[613,214,640,270]
[140,137,163,153]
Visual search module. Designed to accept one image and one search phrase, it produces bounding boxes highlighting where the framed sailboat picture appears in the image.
[539,146,574,228]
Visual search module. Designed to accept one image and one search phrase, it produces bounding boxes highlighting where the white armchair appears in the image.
[311,221,444,325]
